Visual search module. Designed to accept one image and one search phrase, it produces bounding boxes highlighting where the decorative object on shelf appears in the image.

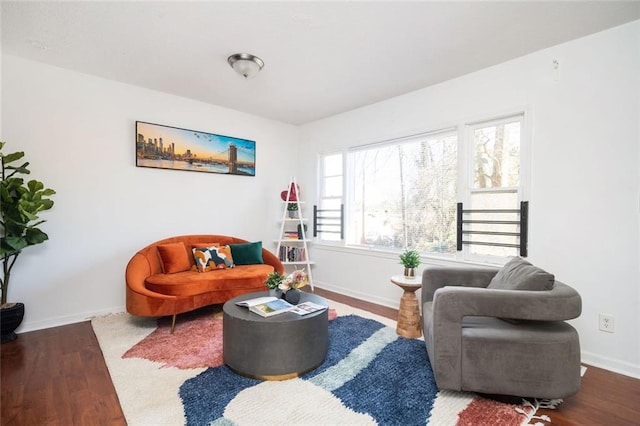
[1,142,56,343]
[280,182,300,202]
[136,121,256,176]
[227,53,264,79]
[297,224,307,240]
[399,249,421,278]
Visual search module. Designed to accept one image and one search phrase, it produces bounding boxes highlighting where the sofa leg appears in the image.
[171,314,177,333]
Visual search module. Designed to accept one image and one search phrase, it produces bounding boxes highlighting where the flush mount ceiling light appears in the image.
[227,53,264,79]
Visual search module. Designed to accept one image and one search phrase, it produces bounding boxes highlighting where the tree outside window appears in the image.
[348,131,457,253]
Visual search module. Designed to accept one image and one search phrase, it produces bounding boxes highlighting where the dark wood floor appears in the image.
[2,288,639,425]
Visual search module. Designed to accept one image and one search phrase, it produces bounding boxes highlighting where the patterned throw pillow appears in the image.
[192,245,235,272]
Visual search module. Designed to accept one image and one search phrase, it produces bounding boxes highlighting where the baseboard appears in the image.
[17,305,126,334]
[313,280,399,310]
[581,351,640,379]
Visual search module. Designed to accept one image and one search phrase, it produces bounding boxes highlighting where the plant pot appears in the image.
[268,289,283,298]
[403,267,416,278]
[288,210,297,219]
[1,302,25,344]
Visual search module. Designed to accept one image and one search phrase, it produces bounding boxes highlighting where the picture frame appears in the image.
[135,121,256,176]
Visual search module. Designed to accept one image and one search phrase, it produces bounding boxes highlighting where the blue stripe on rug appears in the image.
[333,336,437,425]
[179,364,259,424]
[307,326,398,391]
[304,315,387,381]
[179,314,435,425]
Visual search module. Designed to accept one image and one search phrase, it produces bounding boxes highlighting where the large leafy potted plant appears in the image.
[1,142,55,343]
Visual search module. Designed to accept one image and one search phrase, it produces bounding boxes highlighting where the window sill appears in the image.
[311,242,507,268]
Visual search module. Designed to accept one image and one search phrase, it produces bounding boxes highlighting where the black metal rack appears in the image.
[456,201,528,257]
[313,204,344,240]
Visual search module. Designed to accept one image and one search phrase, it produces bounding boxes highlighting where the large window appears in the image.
[347,130,458,252]
[317,112,526,261]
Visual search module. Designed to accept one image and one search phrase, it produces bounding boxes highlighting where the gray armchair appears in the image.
[421,262,582,399]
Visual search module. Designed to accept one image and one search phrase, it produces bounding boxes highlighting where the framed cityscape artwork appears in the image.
[135,121,256,176]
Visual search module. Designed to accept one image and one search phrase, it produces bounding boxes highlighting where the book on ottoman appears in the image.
[235,296,294,317]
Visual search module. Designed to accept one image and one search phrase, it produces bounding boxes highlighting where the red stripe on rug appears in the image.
[122,313,225,369]
[122,308,338,370]
[456,396,525,425]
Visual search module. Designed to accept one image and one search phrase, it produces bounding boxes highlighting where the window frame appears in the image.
[316,151,346,245]
[345,128,458,253]
[459,113,528,263]
[316,110,530,265]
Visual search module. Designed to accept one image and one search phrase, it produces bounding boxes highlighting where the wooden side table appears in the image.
[391,275,422,338]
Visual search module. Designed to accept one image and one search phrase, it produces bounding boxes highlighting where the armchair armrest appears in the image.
[434,282,582,323]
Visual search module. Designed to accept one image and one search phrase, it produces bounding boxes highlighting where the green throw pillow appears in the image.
[229,241,264,265]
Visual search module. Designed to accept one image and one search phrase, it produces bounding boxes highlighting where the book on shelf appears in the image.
[235,296,294,317]
[289,301,327,316]
[278,246,307,262]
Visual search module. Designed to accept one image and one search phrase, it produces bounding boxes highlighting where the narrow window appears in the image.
[317,153,344,242]
[465,114,524,259]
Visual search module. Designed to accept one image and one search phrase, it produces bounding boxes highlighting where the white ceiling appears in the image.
[3,1,639,125]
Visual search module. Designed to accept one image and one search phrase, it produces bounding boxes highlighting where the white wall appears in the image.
[299,21,640,377]
[1,55,299,331]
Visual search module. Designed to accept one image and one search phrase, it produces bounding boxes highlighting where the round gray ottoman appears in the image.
[223,291,329,380]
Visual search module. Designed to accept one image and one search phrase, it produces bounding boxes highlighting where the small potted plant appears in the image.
[399,249,421,278]
[287,203,298,218]
[264,271,285,296]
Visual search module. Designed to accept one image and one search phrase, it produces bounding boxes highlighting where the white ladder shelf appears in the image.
[275,177,315,289]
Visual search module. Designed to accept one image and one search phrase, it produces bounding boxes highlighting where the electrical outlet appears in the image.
[599,313,614,333]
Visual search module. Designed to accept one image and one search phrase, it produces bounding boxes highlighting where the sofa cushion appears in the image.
[157,242,192,274]
[488,257,554,291]
[145,264,274,297]
[229,241,264,265]
[193,245,235,272]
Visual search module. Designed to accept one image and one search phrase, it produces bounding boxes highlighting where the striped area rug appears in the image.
[91,299,556,425]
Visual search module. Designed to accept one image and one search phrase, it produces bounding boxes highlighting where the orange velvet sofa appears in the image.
[126,235,284,331]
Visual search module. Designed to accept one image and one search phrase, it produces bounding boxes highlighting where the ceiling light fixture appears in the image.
[227,53,264,79]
